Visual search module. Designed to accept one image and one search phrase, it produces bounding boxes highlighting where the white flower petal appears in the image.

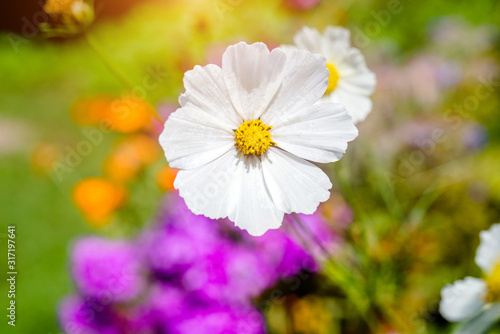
[222,42,287,120]
[323,26,351,49]
[228,155,284,236]
[337,55,376,96]
[160,106,235,170]
[261,148,332,214]
[175,150,283,236]
[260,48,329,125]
[271,103,358,163]
[326,89,373,124]
[475,224,500,274]
[295,26,351,57]
[293,26,324,54]
[292,26,376,98]
[439,277,487,322]
[174,149,243,219]
[277,44,299,53]
[179,64,242,128]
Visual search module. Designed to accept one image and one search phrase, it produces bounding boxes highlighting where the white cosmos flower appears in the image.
[440,224,500,322]
[159,42,358,236]
[284,26,376,124]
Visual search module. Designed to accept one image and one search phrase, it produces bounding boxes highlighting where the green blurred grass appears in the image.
[0,0,499,332]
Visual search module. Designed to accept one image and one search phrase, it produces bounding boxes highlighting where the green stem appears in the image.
[289,214,379,333]
[322,262,378,333]
[83,32,136,90]
[83,32,164,123]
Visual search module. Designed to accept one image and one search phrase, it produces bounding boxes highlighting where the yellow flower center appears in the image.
[485,261,500,303]
[325,62,340,95]
[234,119,276,155]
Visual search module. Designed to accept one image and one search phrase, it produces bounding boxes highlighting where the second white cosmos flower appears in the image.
[286,26,376,124]
[439,224,500,322]
[160,42,358,236]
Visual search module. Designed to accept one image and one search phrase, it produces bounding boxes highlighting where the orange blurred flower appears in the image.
[72,95,157,134]
[72,177,127,226]
[31,142,61,174]
[71,96,114,126]
[104,134,161,182]
[104,97,155,134]
[155,165,179,191]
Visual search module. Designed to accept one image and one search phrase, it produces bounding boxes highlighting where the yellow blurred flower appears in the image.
[291,295,333,334]
[104,134,161,183]
[72,177,126,226]
[155,165,179,192]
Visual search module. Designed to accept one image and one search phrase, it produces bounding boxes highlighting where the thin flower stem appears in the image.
[83,32,136,90]
[288,214,379,333]
[291,213,352,278]
[83,32,164,123]
[290,213,332,259]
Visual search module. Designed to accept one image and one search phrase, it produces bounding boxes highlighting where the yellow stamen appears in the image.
[234,119,276,156]
[485,261,500,303]
[325,62,340,95]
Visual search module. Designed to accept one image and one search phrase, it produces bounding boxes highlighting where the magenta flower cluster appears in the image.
[58,193,344,334]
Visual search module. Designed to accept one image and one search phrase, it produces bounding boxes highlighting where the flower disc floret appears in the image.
[234,119,276,155]
[325,62,340,95]
[485,262,500,303]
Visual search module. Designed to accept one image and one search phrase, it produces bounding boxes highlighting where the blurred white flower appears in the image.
[440,224,500,322]
[284,26,376,124]
[160,42,358,236]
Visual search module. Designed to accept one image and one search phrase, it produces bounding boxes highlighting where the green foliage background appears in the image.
[0,0,499,332]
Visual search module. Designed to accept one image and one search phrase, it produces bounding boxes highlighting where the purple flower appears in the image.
[58,295,155,334]
[257,212,341,278]
[140,226,221,278]
[257,227,316,279]
[145,283,192,332]
[140,194,223,277]
[60,193,348,334]
[58,295,120,334]
[181,241,278,304]
[171,303,266,334]
[462,123,488,150]
[145,283,265,334]
[157,192,220,233]
[121,305,156,334]
[71,237,144,303]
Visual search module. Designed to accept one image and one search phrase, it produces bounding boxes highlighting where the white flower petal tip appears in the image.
[262,148,332,215]
[160,41,359,236]
[475,224,500,274]
[290,25,376,124]
[439,277,487,322]
[272,102,358,163]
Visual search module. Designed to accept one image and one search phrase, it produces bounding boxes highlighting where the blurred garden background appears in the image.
[1,0,500,333]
